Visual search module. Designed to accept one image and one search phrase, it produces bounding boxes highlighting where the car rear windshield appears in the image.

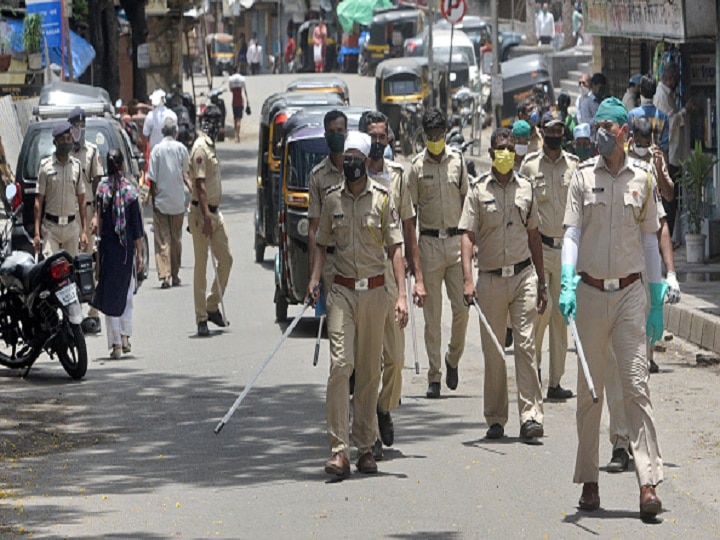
[435,45,476,66]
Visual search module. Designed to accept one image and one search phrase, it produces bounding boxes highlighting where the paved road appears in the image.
[0,73,719,538]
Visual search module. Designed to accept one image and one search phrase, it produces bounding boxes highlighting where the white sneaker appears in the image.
[121,336,131,353]
[111,346,122,359]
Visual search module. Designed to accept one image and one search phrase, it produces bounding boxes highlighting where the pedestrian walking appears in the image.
[535,3,555,45]
[575,73,592,124]
[284,32,296,70]
[520,111,579,400]
[33,121,87,258]
[459,126,547,441]
[237,33,248,75]
[512,120,531,171]
[622,74,642,112]
[628,76,669,155]
[228,70,250,143]
[571,123,594,161]
[188,105,233,337]
[313,18,327,72]
[307,131,408,479]
[68,106,105,334]
[407,108,469,399]
[90,149,145,359]
[577,73,606,130]
[143,90,178,152]
[516,99,543,154]
[572,2,584,45]
[147,117,192,289]
[559,97,667,519]
[247,33,263,75]
[361,111,426,458]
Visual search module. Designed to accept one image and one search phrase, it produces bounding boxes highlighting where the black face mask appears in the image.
[343,156,366,182]
[368,141,386,160]
[544,136,563,151]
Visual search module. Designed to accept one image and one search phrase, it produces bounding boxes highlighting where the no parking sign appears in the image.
[441,0,467,25]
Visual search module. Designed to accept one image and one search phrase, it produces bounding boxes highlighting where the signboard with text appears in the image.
[26,0,61,48]
[584,0,684,40]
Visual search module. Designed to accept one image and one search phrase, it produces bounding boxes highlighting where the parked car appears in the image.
[404,29,479,92]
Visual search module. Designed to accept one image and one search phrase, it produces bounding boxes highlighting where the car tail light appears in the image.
[50,259,71,281]
[12,183,21,210]
[406,42,417,55]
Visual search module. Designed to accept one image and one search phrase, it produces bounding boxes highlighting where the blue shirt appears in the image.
[628,102,669,153]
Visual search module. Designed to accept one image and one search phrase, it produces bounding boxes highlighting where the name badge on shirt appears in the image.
[483,199,496,205]
[333,213,344,219]
[421,174,434,179]
[591,187,605,193]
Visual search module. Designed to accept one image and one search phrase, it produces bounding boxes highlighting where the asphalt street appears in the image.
[0,73,719,538]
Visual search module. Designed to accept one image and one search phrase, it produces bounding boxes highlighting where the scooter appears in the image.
[0,185,91,379]
[198,88,227,142]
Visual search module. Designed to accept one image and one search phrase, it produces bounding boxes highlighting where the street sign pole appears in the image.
[429,0,435,107]
[491,0,501,130]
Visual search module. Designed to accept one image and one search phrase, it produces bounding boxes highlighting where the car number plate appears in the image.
[55,283,78,306]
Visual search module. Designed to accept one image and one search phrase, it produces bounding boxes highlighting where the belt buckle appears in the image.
[553,238,562,248]
[603,278,620,291]
[58,216,68,226]
[438,229,449,239]
[501,265,514,277]
[355,278,369,291]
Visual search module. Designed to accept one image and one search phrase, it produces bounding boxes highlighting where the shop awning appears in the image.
[337,0,393,33]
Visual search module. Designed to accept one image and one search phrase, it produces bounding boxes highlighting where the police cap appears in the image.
[52,121,72,138]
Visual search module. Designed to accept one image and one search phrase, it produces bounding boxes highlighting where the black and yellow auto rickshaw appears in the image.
[273,106,371,321]
[497,53,554,127]
[286,76,351,104]
[205,33,235,76]
[255,92,345,263]
[365,8,424,74]
[295,19,338,73]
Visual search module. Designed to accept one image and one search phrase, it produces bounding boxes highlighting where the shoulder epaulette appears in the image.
[631,158,651,171]
[324,183,342,196]
[371,181,389,194]
[476,172,492,185]
[524,150,542,161]
[310,159,327,176]
[578,156,599,169]
[39,155,52,166]
[411,152,424,164]
[565,152,580,162]
[386,159,405,172]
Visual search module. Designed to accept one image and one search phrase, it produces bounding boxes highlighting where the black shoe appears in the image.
[649,359,659,373]
[80,316,101,335]
[197,321,210,337]
[372,439,384,461]
[485,423,504,439]
[505,327,513,348]
[546,385,573,400]
[520,420,544,439]
[207,310,227,327]
[445,355,458,391]
[606,448,630,473]
[349,370,355,396]
[426,382,440,399]
[377,407,394,447]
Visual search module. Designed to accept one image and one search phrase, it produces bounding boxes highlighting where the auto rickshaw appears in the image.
[274,106,371,322]
[205,33,235,76]
[497,54,554,127]
[365,8,424,75]
[255,91,345,263]
[285,76,351,104]
[295,19,338,73]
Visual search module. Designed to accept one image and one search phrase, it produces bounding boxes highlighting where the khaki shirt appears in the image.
[628,149,667,220]
[529,127,543,155]
[368,159,415,222]
[37,154,84,217]
[563,155,660,279]
[407,147,468,231]
[308,156,343,219]
[70,141,104,197]
[458,171,539,272]
[316,179,403,279]
[189,132,221,206]
[520,149,579,238]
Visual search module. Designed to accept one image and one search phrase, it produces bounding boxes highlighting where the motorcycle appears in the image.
[198,88,227,142]
[0,185,90,380]
[166,88,197,149]
[446,128,478,179]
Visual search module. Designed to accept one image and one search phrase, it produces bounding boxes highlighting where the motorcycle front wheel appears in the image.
[56,323,88,380]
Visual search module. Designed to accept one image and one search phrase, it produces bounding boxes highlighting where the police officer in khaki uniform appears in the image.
[188,105,233,337]
[33,121,87,257]
[69,107,105,333]
[520,111,579,400]
[361,111,426,456]
[407,108,469,399]
[459,127,547,441]
[559,98,666,518]
[307,131,407,478]
[516,98,543,154]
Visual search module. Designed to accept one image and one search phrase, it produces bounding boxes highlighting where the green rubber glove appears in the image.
[646,282,669,344]
[558,264,582,324]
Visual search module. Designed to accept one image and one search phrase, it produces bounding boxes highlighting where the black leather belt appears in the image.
[580,272,641,292]
[326,246,336,254]
[45,213,76,224]
[485,258,532,277]
[420,227,460,238]
[191,201,218,213]
[540,234,563,249]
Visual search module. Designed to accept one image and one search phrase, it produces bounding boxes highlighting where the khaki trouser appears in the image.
[419,235,469,383]
[476,265,544,427]
[574,280,663,487]
[42,218,79,258]
[326,284,387,455]
[378,258,402,413]
[534,245,568,387]
[81,204,98,317]
[188,206,233,323]
[154,209,184,281]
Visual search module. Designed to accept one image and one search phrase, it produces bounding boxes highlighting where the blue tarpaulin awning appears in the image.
[6,18,96,80]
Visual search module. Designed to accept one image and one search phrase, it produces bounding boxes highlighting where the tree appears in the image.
[84,0,119,99]
[562,0,574,49]
[526,0,537,45]
[119,0,148,100]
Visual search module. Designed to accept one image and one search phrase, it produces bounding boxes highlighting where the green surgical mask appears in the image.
[326,132,345,154]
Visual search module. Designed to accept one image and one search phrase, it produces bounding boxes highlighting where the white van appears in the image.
[405,29,479,91]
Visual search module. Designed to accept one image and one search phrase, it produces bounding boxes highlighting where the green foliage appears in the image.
[70,0,89,31]
[679,140,718,234]
[23,13,43,54]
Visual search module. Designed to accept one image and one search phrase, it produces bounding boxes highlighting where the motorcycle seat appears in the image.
[0,251,36,289]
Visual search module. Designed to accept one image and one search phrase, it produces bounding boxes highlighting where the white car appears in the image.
[405,29,479,91]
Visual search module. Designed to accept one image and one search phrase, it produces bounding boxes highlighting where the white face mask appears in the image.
[515,143,528,157]
[579,86,590,97]
[634,145,650,157]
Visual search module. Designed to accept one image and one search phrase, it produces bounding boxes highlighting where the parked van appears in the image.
[405,29,479,91]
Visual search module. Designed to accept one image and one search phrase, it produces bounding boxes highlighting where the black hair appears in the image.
[359,110,388,134]
[422,107,447,132]
[557,93,571,110]
[490,127,514,149]
[107,148,124,176]
[516,98,533,116]
[323,109,348,131]
[590,73,607,86]
[639,75,657,99]
[631,116,653,138]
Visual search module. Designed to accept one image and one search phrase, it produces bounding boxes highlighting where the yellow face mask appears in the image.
[492,149,516,175]
[426,139,446,155]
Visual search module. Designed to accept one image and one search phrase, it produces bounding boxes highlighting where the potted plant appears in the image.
[23,13,43,70]
[679,140,718,263]
[0,37,11,72]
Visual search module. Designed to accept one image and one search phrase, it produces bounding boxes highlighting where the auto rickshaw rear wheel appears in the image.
[275,294,288,323]
[255,242,265,263]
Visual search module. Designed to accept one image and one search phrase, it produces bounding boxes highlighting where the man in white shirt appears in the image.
[247,33,263,75]
[536,3,555,45]
[575,73,591,124]
[143,89,178,152]
[148,117,192,289]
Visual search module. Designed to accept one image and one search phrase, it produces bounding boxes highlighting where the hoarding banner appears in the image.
[585,0,684,40]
